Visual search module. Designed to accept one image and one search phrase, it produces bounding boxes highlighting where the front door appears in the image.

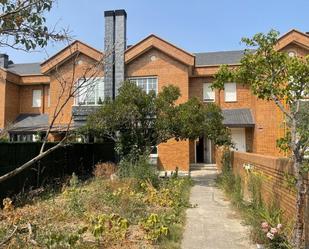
[196,137,204,163]
[231,128,246,152]
[195,137,213,163]
[204,138,212,164]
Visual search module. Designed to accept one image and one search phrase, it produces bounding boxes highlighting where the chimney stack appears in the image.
[104,9,127,100]
[0,54,9,68]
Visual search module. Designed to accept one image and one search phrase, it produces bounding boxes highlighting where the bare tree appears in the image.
[0,40,112,183]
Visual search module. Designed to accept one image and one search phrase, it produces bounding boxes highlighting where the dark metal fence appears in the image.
[0,142,115,200]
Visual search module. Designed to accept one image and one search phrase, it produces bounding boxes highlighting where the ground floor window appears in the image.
[10,133,44,142]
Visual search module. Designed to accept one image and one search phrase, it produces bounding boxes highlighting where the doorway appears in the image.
[230,128,246,152]
[195,136,213,164]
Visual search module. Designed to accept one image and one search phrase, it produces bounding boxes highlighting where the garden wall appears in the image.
[0,142,116,201]
[216,150,309,247]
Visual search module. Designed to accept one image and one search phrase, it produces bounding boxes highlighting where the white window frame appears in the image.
[32,89,42,107]
[128,76,158,94]
[75,77,104,106]
[203,83,215,102]
[224,82,237,102]
[47,87,50,107]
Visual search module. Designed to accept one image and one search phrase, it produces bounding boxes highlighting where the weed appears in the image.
[63,173,86,216]
[93,162,117,179]
[217,149,292,249]
[140,213,169,242]
[89,213,129,245]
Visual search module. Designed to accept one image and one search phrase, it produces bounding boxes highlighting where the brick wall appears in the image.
[189,75,287,157]
[4,82,20,126]
[49,54,103,125]
[0,73,5,129]
[251,97,286,157]
[230,151,309,245]
[126,48,191,171]
[19,85,44,114]
[189,77,253,108]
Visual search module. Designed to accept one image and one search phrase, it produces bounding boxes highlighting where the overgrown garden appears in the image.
[0,81,230,248]
[0,161,192,248]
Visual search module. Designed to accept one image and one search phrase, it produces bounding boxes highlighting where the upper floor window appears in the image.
[203,83,215,102]
[32,89,42,107]
[47,87,50,107]
[224,83,237,102]
[75,77,104,106]
[129,77,158,94]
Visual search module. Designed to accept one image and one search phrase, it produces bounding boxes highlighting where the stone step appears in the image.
[190,164,217,171]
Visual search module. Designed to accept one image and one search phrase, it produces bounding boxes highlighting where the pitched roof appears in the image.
[194,50,249,66]
[7,63,42,75]
[125,34,195,66]
[222,108,254,127]
[41,40,103,74]
[9,114,48,133]
[275,29,309,51]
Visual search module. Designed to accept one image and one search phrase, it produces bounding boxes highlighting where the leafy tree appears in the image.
[86,81,230,160]
[0,0,67,51]
[213,30,309,248]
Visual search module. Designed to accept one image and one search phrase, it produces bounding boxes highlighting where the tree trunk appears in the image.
[293,160,306,249]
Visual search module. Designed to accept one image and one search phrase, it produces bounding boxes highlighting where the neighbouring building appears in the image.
[0,9,308,171]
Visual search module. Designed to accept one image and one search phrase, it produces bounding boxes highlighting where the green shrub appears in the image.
[118,154,159,187]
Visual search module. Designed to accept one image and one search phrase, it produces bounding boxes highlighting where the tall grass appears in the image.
[216,149,292,249]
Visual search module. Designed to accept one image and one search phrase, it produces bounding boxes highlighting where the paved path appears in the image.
[181,169,255,249]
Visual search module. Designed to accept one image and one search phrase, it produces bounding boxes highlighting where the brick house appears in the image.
[0,9,308,171]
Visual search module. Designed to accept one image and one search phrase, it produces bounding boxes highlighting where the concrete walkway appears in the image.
[181,168,255,249]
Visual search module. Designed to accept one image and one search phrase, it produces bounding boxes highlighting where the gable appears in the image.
[125,34,195,66]
[41,41,103,74]
[275,29,309,52]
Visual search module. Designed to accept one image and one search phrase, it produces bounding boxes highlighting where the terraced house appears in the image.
[0,9,308,171]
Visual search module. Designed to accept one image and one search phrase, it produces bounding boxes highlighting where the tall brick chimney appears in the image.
[0,54,9,68]
[104,9,127,100]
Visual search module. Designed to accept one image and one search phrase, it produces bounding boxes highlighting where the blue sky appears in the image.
[3,0,309,63]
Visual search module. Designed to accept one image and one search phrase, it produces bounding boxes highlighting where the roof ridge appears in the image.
[10,62,41,65]
[194,49,247,54]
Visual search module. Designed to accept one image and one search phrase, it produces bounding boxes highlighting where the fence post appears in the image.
[36,160,41,187]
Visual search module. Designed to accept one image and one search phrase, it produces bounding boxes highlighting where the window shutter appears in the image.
[224,83,237,102]
[32,90,42,107]
[203,83,215,101]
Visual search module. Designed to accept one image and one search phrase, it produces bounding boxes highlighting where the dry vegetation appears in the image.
[0,163,193,249]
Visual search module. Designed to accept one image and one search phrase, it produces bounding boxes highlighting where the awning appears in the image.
[9,114,81,134]
[222,108,255,127]
[9,114,49,134]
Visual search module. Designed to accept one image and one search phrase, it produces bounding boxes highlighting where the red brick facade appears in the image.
[0,30,308,171]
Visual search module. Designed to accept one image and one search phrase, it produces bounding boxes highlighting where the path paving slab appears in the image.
[181,169,255,249]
